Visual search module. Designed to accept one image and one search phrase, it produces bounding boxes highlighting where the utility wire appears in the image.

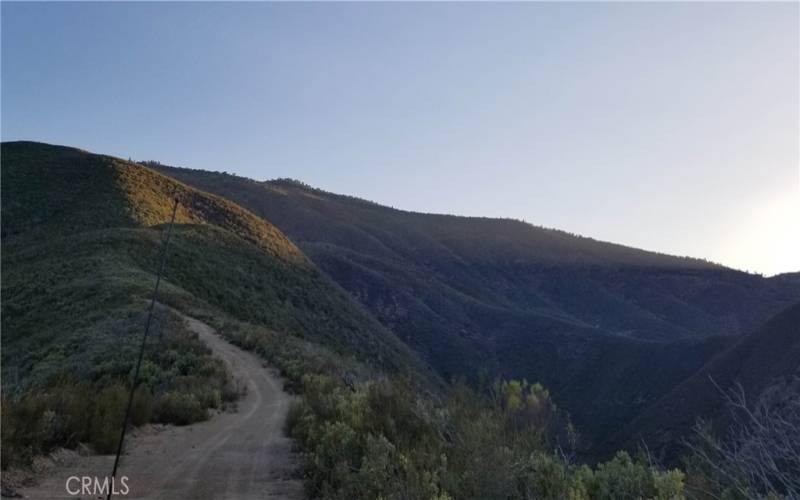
[107,198,179,500]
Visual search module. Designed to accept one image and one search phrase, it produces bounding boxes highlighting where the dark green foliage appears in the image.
[575,452,685,500]
[1,381,129,463]
[153,162,800,452]
[0,322,236,468]
[89,384,128,453]
[1,142,426,388]
[611,302,800,462]
[1,142,134,239]
[289,376,443,499]
[286,374,684,499]
[221,315,684,500]
[152,392,206,425]
[2,141,783,498]
[206,316,374,393]
[1,141,429,469]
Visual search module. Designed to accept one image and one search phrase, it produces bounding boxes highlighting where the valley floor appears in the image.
[11,313,303,500]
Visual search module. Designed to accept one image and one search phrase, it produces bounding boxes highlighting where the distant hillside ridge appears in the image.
[151,159,800,452]
[153,162,799,342]
[154,169,725,269]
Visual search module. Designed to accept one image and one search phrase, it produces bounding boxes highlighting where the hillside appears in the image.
[5,141,796,464]
[607,301,800,462]
[153,164,800,448]
[153,168,799,346]
[1,141,428,391]
[4,143,701,500]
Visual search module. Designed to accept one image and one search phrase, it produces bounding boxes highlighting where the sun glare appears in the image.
[717,185,800,276]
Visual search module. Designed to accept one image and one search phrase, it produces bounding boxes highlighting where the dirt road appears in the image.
[14,314,304,500]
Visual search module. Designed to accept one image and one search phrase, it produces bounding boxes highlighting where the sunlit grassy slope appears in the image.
[1,141,428,389]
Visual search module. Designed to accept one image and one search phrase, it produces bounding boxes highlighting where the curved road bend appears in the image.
[16,313,303,500]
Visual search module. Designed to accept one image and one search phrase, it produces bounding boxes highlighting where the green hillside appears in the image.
[153,164,800,449]
[6,142,797,498]
[607,301,800,462]
[154,170,798,344]
[2,142,701,499]
[1,141,429,393]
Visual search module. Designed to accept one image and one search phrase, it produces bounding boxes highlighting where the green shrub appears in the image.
[153,392,206,425]
[0,308,239,468]
[283,373,686,500]
[575,451,685,500]
[285,399,304,435]
[90,384,127,453]
[1,392,54,466]
[221,377,244,402]
[130,387,154,426]
[515,451,573,500]
[653,469,686,500]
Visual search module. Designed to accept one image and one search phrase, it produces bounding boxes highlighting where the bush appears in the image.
[130,387,154,426]
[90,384,127,453]
[1,392,54,466]
[575,452,684,500]
[285,374,686,500]
[0,381,145,463]
[1,311,239,469]
[153,392,206,426]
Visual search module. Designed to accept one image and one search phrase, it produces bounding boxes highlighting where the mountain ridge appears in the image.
[1,141,430,389]
[5,141,798,460]
[146,154,800,452]
[157,169,727,271]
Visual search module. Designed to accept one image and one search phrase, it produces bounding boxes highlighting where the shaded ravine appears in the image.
[16,313,303,500]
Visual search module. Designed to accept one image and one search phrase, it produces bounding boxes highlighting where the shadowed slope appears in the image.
[606,301,800,462]
[153,164,800,451]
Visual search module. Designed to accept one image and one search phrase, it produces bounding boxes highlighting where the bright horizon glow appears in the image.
[2,2,798,276]
[713,185,800,277]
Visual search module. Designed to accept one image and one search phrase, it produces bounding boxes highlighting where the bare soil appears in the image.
[11,314,304,500]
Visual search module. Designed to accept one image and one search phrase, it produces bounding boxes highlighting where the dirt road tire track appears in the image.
[14,312,304,500]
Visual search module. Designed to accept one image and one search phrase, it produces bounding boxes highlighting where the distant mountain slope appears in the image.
[152,165,800,448]
[1,141,428,389]
[607,301,800,462]
[154,170,798,343]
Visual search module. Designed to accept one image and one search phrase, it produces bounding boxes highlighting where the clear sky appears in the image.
[2,2,798,276]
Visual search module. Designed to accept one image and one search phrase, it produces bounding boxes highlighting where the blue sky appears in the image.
[2,2,798,275]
